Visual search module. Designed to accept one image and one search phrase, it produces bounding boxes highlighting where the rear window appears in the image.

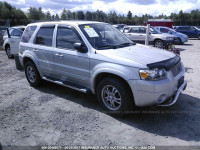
[21,26,37,43]
[11,29,22,37]
[35,26,54,46]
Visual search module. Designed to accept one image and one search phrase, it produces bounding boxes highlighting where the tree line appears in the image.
[0,1,200,27]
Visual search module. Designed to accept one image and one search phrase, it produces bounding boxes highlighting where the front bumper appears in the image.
[128,63,186,107]
[158,81,187,106]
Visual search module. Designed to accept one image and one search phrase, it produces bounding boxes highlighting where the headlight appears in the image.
[166,37,173,40]
[139,68,167,80]
[184,35,188,39]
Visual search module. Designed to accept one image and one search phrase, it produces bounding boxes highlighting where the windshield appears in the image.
[194,26,199,30]
[79,23,134,50]
[116,25,125,31]
[150,27,161,34]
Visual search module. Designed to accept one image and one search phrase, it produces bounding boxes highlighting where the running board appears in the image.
[42,76,90,93]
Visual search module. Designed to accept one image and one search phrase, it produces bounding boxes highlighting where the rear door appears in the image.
[53,25,90,87]
[127,27,141,43]
[176,27,192,37]
[138,27,147,43]
[9,29,23,55]
[32,25,55,76]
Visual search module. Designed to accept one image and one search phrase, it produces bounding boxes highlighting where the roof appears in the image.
[148,19,173,22]
[28,20,104,27]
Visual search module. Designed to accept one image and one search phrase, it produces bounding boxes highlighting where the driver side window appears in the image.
[56,27,81,50]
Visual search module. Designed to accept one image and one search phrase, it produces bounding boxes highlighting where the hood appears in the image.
[96,44,176,68]
[160,33,177,38]
[175,32,188,37]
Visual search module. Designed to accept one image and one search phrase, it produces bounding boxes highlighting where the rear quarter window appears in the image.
[21,26,37,43]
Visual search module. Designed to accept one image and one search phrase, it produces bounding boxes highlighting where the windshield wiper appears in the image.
[116,42,136,47]
[97,45,118,50]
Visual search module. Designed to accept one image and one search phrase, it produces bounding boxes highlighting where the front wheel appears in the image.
[25,61,42,87]
[198,34,200,40]
[97,77,134,114]
[5,46,14,59]
[177,38,183,45]
[154,40,164,49]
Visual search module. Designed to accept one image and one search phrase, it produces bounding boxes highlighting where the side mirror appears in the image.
[74,43,88,53]
[168,31,172,34]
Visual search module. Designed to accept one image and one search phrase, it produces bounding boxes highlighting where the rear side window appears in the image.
[160,28,169,33]
[138,27,146,34]
[56,27,81,50]
[130,27,139,33]
[35,27,54,46]
[21,26,37,43]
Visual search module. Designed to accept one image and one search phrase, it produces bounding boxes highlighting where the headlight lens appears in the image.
[139,68,167,80]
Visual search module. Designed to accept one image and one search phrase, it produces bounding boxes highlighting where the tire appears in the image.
[154,40,164,49]
[177,38,183,45]
[5,45,14,59]
[97,77,134,114]
[25,61,42,87]
[198,34,200,40]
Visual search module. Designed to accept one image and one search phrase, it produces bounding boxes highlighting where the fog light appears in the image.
[157,94,167,103]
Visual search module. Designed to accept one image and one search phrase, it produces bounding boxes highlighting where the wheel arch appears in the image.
[4,43,10,51]
[154,38,163,43]
[93,72,134,103]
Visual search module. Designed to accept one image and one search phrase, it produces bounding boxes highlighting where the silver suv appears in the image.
[19,21,187,113]
[123,26,177,49]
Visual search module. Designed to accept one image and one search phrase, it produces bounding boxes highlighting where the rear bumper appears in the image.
[14,54,24,70]
[128,64,186,107]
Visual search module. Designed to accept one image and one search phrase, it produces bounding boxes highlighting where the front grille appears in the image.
[171,62,182,77]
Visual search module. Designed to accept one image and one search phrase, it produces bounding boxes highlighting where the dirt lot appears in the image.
[0,40,200,149]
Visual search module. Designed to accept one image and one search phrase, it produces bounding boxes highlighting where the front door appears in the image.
[53,25,90,87]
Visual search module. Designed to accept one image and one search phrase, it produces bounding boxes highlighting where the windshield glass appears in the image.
[167,28,176,33]
[79,23,134,50]
[150,27,161,34]
[194,26,199,30]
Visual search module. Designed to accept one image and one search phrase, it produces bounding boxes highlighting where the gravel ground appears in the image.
[0,40,200,149]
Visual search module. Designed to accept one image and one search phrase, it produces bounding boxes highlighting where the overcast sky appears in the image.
[3,0,200,16]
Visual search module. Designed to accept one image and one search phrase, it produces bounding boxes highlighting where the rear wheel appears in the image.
[5,45,14,59]
[25,61,42,87]
[154,40,164,49]
[97,77,134,114]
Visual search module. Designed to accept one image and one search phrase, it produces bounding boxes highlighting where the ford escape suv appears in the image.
[19,21,187,113]
[123,26,177,49]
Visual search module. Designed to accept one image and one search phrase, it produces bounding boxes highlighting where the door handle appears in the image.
[55,53,64,57]
[33,49,38,52]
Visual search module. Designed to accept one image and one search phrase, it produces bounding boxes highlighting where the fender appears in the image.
[90,62,140,93]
